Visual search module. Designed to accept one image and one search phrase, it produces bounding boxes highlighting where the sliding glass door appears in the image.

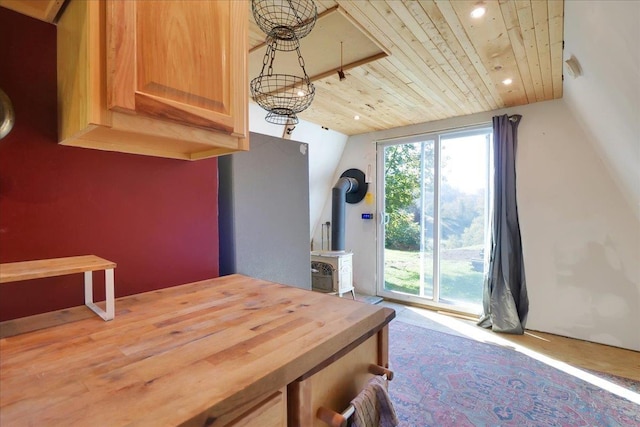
[377,126,492,314]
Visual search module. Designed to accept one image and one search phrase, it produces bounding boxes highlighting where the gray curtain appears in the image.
[478,114,529,334]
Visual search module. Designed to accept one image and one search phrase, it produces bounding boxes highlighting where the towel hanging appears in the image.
[316,365,397,427]
[349,375,399,427]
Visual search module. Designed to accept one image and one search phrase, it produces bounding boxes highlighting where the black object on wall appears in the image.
[331,168,368,251]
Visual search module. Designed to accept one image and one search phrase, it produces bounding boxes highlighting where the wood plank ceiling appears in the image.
[248,0,564,136]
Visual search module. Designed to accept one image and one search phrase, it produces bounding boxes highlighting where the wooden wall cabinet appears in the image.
[0,0,65,23]
[57,0,249,160]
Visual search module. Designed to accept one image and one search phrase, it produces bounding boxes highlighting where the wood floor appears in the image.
[381,300,640,382]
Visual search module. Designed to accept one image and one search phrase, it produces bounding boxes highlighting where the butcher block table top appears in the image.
[0,255,116,283]
[0,274,395,426]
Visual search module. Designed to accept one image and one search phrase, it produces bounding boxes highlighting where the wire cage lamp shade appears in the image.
[251,73,315,124]
[251,0,317,125]
[252,0,317,42]
[250,34,315,124]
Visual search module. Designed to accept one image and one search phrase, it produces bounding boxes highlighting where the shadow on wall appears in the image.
[555,239,638,348]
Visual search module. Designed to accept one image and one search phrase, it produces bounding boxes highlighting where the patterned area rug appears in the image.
[389,320,640,427]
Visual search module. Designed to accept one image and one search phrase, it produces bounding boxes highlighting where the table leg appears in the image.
[105,268,114,320]
[84,271,93,306]
[83,269,115,321]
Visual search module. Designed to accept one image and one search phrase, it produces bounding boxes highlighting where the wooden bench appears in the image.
[0,255,116,321]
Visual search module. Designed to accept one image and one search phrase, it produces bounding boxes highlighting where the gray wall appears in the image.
[219,132,311,290]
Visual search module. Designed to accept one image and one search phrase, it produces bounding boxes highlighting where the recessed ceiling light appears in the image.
[471,5,486,18]
[354,115,360,120]
[502,78,513,85]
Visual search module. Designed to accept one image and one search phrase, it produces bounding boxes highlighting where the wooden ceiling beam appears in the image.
[309,52,388,82]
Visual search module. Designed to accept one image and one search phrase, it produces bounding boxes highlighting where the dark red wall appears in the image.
[0,9,220,321]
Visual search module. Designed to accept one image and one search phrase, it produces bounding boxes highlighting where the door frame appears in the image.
[375,124,492,313]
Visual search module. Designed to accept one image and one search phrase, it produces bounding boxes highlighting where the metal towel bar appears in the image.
[316,364,394,427]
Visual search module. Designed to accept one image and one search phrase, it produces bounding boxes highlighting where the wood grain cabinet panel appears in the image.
[57,0,249,160]
[187,388,287,427]
[0,0,65,23]
[228,390,287,427]
[288,328,389,427]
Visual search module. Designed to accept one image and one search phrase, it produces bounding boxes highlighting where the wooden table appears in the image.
[0,274,394,426]
[0,255,116,320]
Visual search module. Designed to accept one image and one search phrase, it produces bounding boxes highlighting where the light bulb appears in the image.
[471,6,486,18]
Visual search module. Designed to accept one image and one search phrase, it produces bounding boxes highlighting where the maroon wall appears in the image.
[0,9,220,321]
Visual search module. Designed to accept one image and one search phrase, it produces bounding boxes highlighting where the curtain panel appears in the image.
[478,114,529,334]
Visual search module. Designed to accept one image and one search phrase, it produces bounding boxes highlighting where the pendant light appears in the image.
[337,42,346,81]
[250,0,317,125]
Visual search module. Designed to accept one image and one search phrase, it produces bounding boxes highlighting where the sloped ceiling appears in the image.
[561,0,640,218]
[249,0,564,135]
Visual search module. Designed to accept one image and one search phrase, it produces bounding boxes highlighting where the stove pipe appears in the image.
[331,177,358,251]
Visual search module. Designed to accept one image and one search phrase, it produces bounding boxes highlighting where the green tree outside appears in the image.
[382,139,486,310]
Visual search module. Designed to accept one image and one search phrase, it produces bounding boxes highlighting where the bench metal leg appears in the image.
[105,268,115,320]
[84,269,115,321]
[84,270,93,308]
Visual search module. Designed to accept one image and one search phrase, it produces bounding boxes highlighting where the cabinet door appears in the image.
[106,0,247,137]
[189,389,286,427]
[228,390,287,427]
[288,333,382,427]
